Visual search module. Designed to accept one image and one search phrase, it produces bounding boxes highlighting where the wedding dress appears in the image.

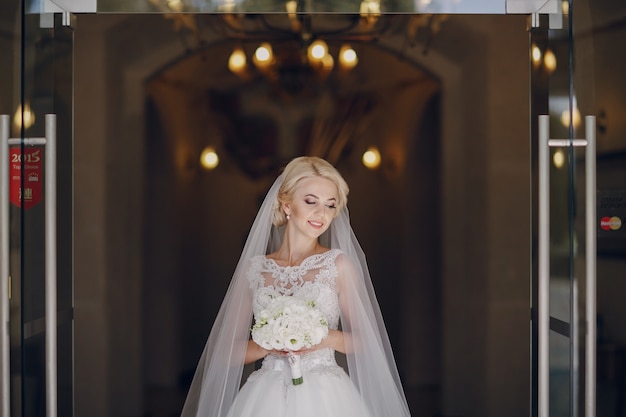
[225,249,373,417]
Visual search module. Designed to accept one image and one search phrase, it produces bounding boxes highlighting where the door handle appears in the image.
[0,114,58,417]
[538,114,550,417]
[44,114,58,417]
[0,115,9,417]
[584,116,596,417]
[538,114,596,417]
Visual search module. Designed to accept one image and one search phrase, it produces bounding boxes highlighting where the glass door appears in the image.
[6,1,622,417]
[1,1,74,416]
[529,1,626,416]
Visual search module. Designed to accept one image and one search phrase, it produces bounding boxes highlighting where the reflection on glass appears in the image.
[549,277,571,324]
[96,0,508,13]
[550,330,571,417]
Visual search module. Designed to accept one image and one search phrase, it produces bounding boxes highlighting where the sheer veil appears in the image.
[181,174,411,417]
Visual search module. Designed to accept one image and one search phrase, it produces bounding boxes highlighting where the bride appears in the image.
[181,156,411,417]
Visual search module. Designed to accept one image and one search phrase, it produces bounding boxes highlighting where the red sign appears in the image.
[10,147,43,210]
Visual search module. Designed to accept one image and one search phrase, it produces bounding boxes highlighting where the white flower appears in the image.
[251,295,329,352]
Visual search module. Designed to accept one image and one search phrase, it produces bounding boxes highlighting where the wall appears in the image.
[381,15,531,416]
[0,1,19,116]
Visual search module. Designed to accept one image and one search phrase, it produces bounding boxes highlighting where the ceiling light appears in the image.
[228,47,247,75]
[254,43,274,67]
[339,45,358,70]
[543,49,557,73]
[560,107,581,129]
[200,147,219,170]
[362,147,381,169]
[531,44,542,68]
[553,149,565,169]
[308,40,328,63]
[13,103,35,131]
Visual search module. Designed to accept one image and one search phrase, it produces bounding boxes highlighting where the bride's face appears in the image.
[284,176,338,239]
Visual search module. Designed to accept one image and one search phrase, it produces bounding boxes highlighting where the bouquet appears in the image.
[251,295,328,385]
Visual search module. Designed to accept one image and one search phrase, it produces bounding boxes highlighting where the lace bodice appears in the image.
[248,249,342,330]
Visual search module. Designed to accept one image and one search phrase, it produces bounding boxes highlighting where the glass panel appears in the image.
[531,0,626,415]
[550,330,571,417]
[1,2,22,415]
[12,9,75,417]
[529,11,574,330]
[530,5,577,417]
[92,0,508,13]
[573,1,626,416]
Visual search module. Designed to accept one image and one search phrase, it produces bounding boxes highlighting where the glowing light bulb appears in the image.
[256,48,269,62]
[312,45,325,59]
[561,107,581,129]
[228,48,247,74]
[543,49,557,73]
[255,43,273,64]
[13,103,35,130]
[200,147,219,170]
[362,147,381,169]
[308,40,328,63]
[532,45,542,68]
[339,45,358,70]
[553,149,565,169]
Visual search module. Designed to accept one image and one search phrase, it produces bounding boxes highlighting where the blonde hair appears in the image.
[272,156,349,227]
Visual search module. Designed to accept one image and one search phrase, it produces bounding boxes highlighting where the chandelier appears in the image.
[150,0,409,88]
[152,0,448,93]
[215,9,394,90]
[228,39,358,83]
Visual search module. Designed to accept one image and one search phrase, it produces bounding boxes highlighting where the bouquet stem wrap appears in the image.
[287,352,303,385]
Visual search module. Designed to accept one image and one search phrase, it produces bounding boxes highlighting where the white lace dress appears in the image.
[224,249,373,417]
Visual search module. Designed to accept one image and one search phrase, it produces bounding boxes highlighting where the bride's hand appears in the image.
[292,329,345,355]
[322,329,345,352]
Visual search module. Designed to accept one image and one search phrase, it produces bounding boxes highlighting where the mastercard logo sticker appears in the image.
[600,216,622,231]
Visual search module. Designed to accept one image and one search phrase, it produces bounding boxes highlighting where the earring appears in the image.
[286,214,290,220]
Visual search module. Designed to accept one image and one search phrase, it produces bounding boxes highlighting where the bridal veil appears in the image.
[180,173,411,417]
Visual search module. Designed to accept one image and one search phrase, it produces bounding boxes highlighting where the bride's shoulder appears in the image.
[245,255,270,272]
[248,254,267,263]
[328,249,355,270]
[322,248,345,264]
[331,251,362,285]
[244,255,270,286]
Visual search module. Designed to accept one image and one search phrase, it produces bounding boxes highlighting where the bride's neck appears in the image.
[276,236,320,267]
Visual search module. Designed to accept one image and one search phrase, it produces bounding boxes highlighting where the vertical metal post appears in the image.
[585,116,597,417]
[0,115,10,417]
[45,114,57,417]
[538,115,550,417]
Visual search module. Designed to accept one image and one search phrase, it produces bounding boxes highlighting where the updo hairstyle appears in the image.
[272,156,349,227]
